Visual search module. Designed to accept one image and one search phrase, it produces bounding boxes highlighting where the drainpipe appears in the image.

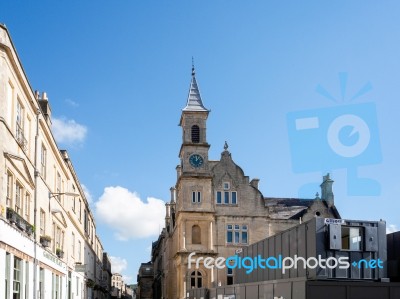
[33,107,40,299]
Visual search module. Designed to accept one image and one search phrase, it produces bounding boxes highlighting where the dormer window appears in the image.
[223,182,230,190]
[191,125,200,143]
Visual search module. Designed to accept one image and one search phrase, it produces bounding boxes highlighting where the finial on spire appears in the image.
[191,56,195,76]
[224,141,229,151]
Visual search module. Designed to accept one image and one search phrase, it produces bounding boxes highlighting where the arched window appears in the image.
[192,225,201,244]
[191,125,200,143]
[190,271,202,288]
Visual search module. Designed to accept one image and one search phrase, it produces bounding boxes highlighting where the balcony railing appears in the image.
[6,207,34,236]
[16,123,27,151]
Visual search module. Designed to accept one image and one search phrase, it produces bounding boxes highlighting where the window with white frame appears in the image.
[191,191,201,204]
[56,171,61,202]
[39,268,45,299]
[78,199,82,222]
[25,261,29,299]
[52,222,56,251]
[26,116,31,155]
[40,209,45,236]
[216,182,237,205]
[72,185,76,213]
[78,240,82,262]
[226,224,248,244]
[15,182,23,214]
[13,257,22,298]
[54,225,64,254]
[72,232,75,257]
[5,253,10,299]
[40,144,47,180]
[6,171,13,207]
[52,273,61,299]
[16,99,24,137]
[25,192,30,221]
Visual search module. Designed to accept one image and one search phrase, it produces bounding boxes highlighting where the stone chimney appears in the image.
[250,178,260,189]
[60,150,69,161]
[170,187,176,203]
[38,91,52,126]
[176,165,182,180]
[320,173,334,207]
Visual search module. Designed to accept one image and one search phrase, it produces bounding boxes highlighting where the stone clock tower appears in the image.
[168,66,217,299]
[176,66,214,213]
[179,66,210,175]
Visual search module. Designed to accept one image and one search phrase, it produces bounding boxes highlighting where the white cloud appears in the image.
[65,98,79,107]
[95,186,165,240]
[81,184,93,204]
[109,256,127,274]
[52,117,87,144]
[387,224,398,234]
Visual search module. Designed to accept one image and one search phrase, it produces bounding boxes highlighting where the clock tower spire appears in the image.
[179,65,210,174]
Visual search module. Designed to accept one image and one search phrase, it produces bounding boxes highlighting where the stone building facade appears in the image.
[0,24,110,299]
[136,262,154,299]
[150,67,340,299]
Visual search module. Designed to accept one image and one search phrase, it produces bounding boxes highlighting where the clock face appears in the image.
[189,154,204,168]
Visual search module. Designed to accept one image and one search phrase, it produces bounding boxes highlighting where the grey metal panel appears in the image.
[257,240,264,283]
[365,226,378,252]
[241,246,248,284]
[263,238,269,282]
[348,285,389,299]
[350,252,362,279]
[236,285,245,299]
[328,224,341,250]
[307,284,346,299]
[282,231,290,279]
[289,227,298,279]
[306,220,317,279]
[209,288,216,299]
[275,234,282,280]
[377,221,387,278]
[224,286,235,295]
[247,245,254,284]
[258,282,273,299]
[361,252,373,279]
[335,251,350,279]
[246,285,259,298]
[268,236,275,281]
[274,281,292,299]
[251,243,257,283]
[297,224,307,278]
[292,281,306,299]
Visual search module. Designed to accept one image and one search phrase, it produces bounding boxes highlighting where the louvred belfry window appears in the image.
[191,125,200,143]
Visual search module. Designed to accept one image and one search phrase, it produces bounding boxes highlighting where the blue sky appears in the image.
[2,1,400,283]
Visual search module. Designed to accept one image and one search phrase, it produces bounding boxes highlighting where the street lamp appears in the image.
[49,191,80,198]
[48,191,80,212]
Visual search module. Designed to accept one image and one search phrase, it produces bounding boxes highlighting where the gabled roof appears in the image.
[182,67,209,112]
[264,197,341,220]
[4,152,34,188]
